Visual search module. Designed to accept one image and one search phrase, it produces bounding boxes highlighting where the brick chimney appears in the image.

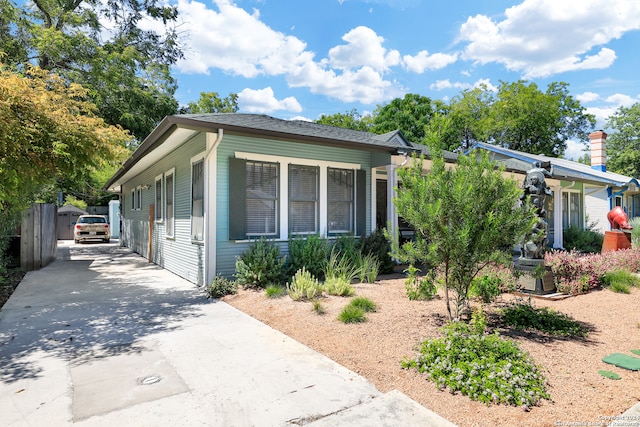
[590,130,607,172]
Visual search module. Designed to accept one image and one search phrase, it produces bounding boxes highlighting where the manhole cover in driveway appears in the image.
[70,341,188,421]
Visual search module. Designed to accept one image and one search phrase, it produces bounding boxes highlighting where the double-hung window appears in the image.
[562,191,583,229]
[165,169,175,238]
[136,187,142,210]
[246,161,278,236]
[289,165,319,234]
[191,159,205,241]
[327,168,354,234]
[155,175,163,221]
[229,158,279,239]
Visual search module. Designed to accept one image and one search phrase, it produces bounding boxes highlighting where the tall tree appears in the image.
[316,108,373,131]
[1,0,183,141]
[446,85,493,151]
[605,103,640,178]
[372,94,447,143]
[487,81,595,157]
[390,134,537,320]
[0,63,130,261]
[182,92,239,114]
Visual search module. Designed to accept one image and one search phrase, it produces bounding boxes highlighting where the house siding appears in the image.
[121,134,207,285]
[214,133,375,278]
[584,185,610,233]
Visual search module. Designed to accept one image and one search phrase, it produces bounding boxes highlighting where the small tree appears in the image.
[391,138,537,320]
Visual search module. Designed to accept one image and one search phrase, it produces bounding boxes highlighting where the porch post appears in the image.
[553,185,563,248]
[386,164,398,240]
[204,130,223,285]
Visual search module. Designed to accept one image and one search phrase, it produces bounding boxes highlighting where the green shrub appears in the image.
[500,300,588,337]
[609,281,631,293]
[312,299,326,315]
[470,274,502,303]
[601,269,640,293]
[266,284,286,298]
[324,249,359,282]
[287,234,329,280]
[563,224,604,254]
[356,252,380,283]
[287,268,322,301]
[205,275,238,299]
[338,304,366,323]
[404,264,437,301]
[358,229,395,274]
[350,296,377,313]
[324,277,355,297]
[234,238,287,289]
[401,321,550,407]
[331,234,359,265]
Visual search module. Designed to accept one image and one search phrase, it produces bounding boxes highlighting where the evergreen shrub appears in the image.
[234,238,287,289]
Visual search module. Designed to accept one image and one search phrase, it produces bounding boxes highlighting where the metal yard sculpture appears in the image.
[520,162,552,262]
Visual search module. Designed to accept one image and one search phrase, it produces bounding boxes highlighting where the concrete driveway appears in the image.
[0,241,456,426]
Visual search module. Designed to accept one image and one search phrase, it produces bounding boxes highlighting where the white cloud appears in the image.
[287,62,404,104]
[175,0,310,77]
[584,93,640,127]
[429,78,497,92]
[586,106,616,129]
[576,92,600,103]
[289,115,313,122]
[326,26,400,72]
[458,0,640,78]
[605,93,637,107]
[402,50,458,73]
[238,87,302,113]
[564,139,588,161]
[171,0,447,104]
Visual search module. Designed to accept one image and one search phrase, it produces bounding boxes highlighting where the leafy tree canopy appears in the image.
[0,63,131,217]
[316,82,593,157]
[605,103,640,178]
[371,94,448,144]
[445,85,494,150]
[316,108,373,132]
[1,0,183,141]
[181,92,239,114]
[485,81,595,156]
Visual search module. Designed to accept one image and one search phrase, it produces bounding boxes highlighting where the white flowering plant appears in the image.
[401,317,550,407]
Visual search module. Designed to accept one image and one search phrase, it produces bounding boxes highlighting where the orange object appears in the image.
[601,230,632,253]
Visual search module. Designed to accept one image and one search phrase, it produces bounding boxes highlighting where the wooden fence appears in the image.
[21,203,57,271]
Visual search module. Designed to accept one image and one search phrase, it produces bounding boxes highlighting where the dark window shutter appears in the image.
[229,157,247,240]
[356,169,366,236]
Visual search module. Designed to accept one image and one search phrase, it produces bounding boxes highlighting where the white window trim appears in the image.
[234,152,361,241]
[136,186,142,210]
[165,167,176,239]
[191,153,206,242]
[327,167,355,234]
[155,174,164,223]
[288,164,319,235]
[562,189,584,229]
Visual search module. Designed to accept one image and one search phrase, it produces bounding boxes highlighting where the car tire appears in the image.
[74,239,79,244]
[103,238,110,243]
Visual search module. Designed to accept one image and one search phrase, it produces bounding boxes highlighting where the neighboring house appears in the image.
[471,130,640,249]
[104,113,452,286]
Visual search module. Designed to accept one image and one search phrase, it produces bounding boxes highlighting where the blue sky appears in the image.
[155,0,640,159]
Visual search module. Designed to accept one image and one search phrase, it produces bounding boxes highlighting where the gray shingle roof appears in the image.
[178,113,408,150]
